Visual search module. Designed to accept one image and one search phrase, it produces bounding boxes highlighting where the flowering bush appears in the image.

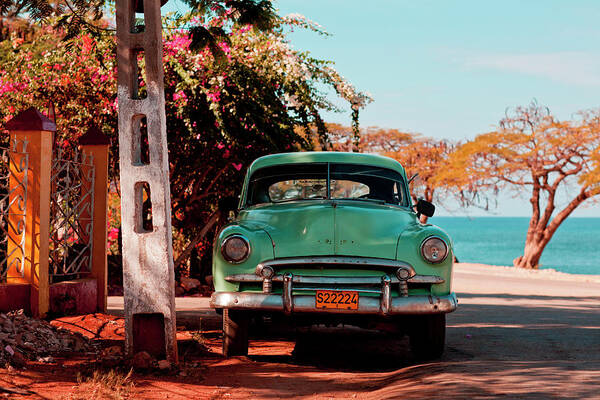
[0,27,117,142]
[0,12,371,278]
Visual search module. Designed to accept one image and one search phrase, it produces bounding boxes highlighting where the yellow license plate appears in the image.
[315,290,359,310]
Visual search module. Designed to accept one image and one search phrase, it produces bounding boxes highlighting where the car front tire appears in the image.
[409,313,446,360]
[223,309,249,357]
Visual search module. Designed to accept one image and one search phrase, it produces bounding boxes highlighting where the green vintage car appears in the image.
[210,152,457,359]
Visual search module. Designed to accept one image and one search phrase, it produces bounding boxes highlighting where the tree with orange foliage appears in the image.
[307,123,374,151]
[440,102,600,269]
[362,128,455,223]
[323,123,355,151]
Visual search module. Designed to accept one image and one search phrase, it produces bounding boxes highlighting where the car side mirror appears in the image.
[415,199,435,218]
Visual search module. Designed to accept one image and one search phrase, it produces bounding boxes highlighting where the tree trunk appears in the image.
[513,232,547,269]
[173,210,220,269]
[515,187,593,269]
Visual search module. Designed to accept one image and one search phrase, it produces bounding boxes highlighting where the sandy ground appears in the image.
[1,263,599,399]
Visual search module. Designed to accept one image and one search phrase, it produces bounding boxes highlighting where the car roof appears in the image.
[247,152,407,178]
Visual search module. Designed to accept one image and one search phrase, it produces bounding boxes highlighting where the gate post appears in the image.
[6,107,54,318]
[79,126,110,313]
[116,0,178,363]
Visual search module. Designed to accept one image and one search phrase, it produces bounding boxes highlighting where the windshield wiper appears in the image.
[337,198,387,205]
[272,196,327,204]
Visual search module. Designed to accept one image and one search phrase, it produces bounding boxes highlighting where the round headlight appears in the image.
[420,236,448,264]
[221,235,250,263]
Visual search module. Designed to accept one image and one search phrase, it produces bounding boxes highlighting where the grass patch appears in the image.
[64,368,134,400]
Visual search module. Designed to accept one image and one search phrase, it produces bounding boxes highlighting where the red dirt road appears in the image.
[1,264,599,399]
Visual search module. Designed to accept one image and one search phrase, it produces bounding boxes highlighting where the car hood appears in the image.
[238,200,417,259]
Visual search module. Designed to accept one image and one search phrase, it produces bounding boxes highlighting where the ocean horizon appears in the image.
[429,216,600,276]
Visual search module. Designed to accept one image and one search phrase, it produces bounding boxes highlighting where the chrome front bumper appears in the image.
[211,271,457,316]
[211,257,456,316]
[210,291,457,315]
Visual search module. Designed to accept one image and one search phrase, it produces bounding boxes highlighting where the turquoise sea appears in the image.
[429,217,600,276]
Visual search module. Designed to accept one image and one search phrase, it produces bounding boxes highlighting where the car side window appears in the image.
[394,181,405,205]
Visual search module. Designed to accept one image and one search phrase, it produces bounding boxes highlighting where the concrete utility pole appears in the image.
[116,0,177,363]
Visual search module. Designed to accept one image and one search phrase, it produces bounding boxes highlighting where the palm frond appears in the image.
[226,0,277,31]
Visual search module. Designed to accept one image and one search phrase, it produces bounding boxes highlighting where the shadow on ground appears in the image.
[194,293,600,399]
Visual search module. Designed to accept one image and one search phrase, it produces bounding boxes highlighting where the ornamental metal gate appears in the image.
[0,139,28,283]
[2,108,108,316]
[49,148,95,283]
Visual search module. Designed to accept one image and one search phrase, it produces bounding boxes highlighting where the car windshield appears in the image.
[246,163,408,206]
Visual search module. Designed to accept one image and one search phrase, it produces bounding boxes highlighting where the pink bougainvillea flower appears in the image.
[206,91,221,103]
[239,24,252,33]
[108,228,120,241]
[232,163,243,171]
[173,90,187,101]
[81,35,94,54]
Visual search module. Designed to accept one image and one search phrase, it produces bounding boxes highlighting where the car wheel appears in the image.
[409,313,445,360]
[223,309,249,357]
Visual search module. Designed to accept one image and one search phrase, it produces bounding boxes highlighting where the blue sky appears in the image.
[162,1,600,217]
